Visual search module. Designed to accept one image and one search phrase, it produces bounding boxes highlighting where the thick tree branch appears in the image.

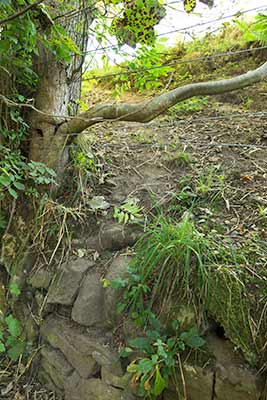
[58,61,267,137]
[0,0,44,26]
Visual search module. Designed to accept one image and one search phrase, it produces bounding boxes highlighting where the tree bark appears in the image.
[28,1,93,172]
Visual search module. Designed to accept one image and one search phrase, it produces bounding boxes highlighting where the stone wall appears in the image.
[29,221,265,400]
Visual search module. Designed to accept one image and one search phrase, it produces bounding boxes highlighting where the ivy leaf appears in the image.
[7,341,25,361]
[13,181,25,190]
[0,341,6,352]
[7,187,18,198]
[9,283,21,297]
[5,315,21,337]
[185,335,205,348]
[0,175,11,187]
[129,337,151,352]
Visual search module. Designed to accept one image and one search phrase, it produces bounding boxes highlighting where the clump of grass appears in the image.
[123,214,212,318]
[163,151,192,168]
[120,214,267,368]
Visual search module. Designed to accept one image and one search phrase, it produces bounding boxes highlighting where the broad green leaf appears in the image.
[9,283,21,297]
[0,175,11,187]
[7,341,25,361]
[146,330,160,341]
[149,314,161,331]
[0,341,5,353]
[0,0,11,5]
[185,335,205,348]
[5,315,21,337]
[137,358,154,373]
[154,365,167,396]
[7,187,18,198]
[111,278,127,289]
[129,337,151,351]
[13,181,25,190]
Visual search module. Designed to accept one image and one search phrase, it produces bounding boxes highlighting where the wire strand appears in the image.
[82,45,267,81]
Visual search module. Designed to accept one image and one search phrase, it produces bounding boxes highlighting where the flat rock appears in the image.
[163,364,213,400]
[47,258,94,305]
[41,346,73,380]
[41,357,66,389]
[104,255,132,326]
[72,272,105,327]
[101,367,129,389]
[29,268,53,289]
[85,222,143,252]
[207,334,261,399]
[38,369,60,395]
[41,316,99,378]
[65,374,123,400]
[41,316,119,379]
[92,349,122,375]
[215,364,260,400]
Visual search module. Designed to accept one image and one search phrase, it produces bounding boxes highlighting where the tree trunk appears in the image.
[28,2,92,173]
[1,2,94,293]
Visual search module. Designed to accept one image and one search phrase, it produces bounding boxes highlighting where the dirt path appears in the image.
[84,101,267,245]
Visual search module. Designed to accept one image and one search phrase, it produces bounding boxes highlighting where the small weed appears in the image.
[167,97,209,119]
[196,168,226,202]
[242,96,254,110]
[0,314,26,361]
[163,151,192,168]
[131,129,155,144]
[114,198,143,224]
[258,205,267,218]
[0,284,26,362]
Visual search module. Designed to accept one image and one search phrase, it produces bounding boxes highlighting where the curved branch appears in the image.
[0,0,44,26]
[58,61,267,137]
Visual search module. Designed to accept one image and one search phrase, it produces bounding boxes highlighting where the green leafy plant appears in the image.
[0,314,25,361]
[237,14,267,45]
[196,168,226,200]
[0,146,57,199]
[74,151,97,172]
[0,284,25,362]
[121,315,205,398]
[258,205,267,217]
[114,198,143,224]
